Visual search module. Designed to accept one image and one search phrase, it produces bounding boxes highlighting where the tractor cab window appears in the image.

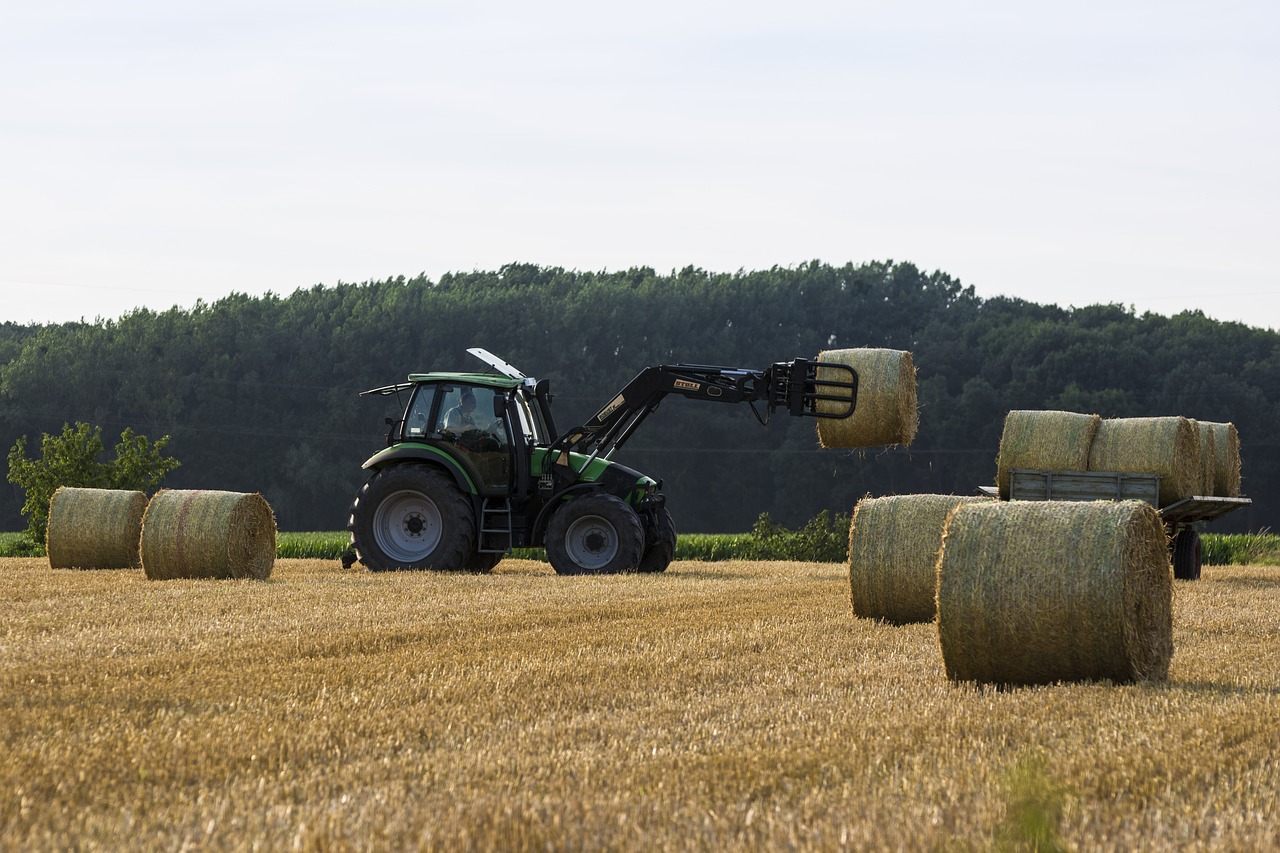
[404,387,436,438]
[435,384,511,489]
[513,391,548,445]
[437,386,499,437]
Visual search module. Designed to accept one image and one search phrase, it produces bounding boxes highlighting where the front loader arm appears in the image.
[548,359,857,466]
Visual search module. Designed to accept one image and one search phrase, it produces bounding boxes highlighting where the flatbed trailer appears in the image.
[977,469,1251,580]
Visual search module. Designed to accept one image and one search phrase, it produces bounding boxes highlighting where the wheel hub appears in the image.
[372,489,443,563]
[564,515,619,570]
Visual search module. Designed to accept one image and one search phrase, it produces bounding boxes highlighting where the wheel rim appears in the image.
[372,488,443,563]
[564,514,620,571]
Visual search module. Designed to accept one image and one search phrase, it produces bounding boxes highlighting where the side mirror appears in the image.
[493,395,506,418]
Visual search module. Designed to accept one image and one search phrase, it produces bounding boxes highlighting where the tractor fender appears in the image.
[531,482,608,545]
[361,444,478,496]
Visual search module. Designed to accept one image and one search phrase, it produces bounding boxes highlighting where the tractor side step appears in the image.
[478,497,514,553]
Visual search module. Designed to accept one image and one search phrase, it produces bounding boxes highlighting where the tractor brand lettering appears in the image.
[596,395,626,421]
[674,380,701,391]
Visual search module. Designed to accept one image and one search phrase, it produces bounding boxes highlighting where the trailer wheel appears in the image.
[1172,528,1202,581]
[545,493,644,575]
[638,507,676,573]
[349,465,475,571]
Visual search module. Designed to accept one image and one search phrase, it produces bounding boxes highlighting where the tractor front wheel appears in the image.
[638,507,676,573]
[349,465,475,571]
[545,493,645,575]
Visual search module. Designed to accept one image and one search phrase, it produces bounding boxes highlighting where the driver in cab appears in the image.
[442,390,481,433]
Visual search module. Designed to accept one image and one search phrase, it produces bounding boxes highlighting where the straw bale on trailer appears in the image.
[995,410,1101,499]
[1193,420,1215,496]
[815,348,917,449]
[46,487,148,570]
[936,500,1173,686]
[847,494,993,624]
[141,490,276,580]
[1204,421,1241,497]
[1086,416,1199,505]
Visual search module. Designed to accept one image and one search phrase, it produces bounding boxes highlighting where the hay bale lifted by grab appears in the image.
[1203,421,1241,497]
[995,410,1100,500]
[141,490,277,580]
[848,494,993,624]
[815,348,917,449]
[1086,416,1199,506]
[46,487,148,570]
[936,500,1173,686]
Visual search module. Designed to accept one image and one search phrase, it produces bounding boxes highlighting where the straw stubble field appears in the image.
[2,558,1278,851]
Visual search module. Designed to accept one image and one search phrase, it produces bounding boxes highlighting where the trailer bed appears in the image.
[979,469,1252,581]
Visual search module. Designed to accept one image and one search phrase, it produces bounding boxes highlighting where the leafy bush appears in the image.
[745,510,851,562]
[0,533,44,558]
[6,422,180,543]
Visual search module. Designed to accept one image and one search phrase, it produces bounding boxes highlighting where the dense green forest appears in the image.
[2,261,1275,534]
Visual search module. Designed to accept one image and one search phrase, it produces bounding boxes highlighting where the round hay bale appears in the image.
[1086,416,1199,505]
[936,500,1173,686]
[848,494,994,624]
[995,410,1101,500]
[815,348,917,448]
[1204,421,1241,497]
[1192,420,1215,496]
[46,487,148,570]
[140,490,276,580]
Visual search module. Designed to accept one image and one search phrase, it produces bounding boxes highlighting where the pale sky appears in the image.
[2,1,1278,329]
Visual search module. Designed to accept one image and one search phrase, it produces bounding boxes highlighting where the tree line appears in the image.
[2,261,1275,533]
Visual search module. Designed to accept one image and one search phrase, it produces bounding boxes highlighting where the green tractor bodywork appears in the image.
[346,348,856,575]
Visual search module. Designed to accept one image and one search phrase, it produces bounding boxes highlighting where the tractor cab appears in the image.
[359,363,559,499]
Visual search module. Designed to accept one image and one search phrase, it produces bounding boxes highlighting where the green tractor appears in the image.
[346,348,856,575]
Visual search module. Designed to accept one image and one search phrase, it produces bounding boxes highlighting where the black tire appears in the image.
[1172,528,1202,581]
[465,552,503,573]
[349,465,475,571]
[545,493,645,575]
[638,507,676,574]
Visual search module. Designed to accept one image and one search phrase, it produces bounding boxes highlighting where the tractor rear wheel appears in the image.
[545,493,645,575]
[638,507,676,573]
[349,465,475,571]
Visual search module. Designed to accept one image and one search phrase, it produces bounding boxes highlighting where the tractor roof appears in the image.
[407,372,525,388]
[359,372,526,398]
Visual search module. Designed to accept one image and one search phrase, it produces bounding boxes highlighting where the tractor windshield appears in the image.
[513,389,550,445]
